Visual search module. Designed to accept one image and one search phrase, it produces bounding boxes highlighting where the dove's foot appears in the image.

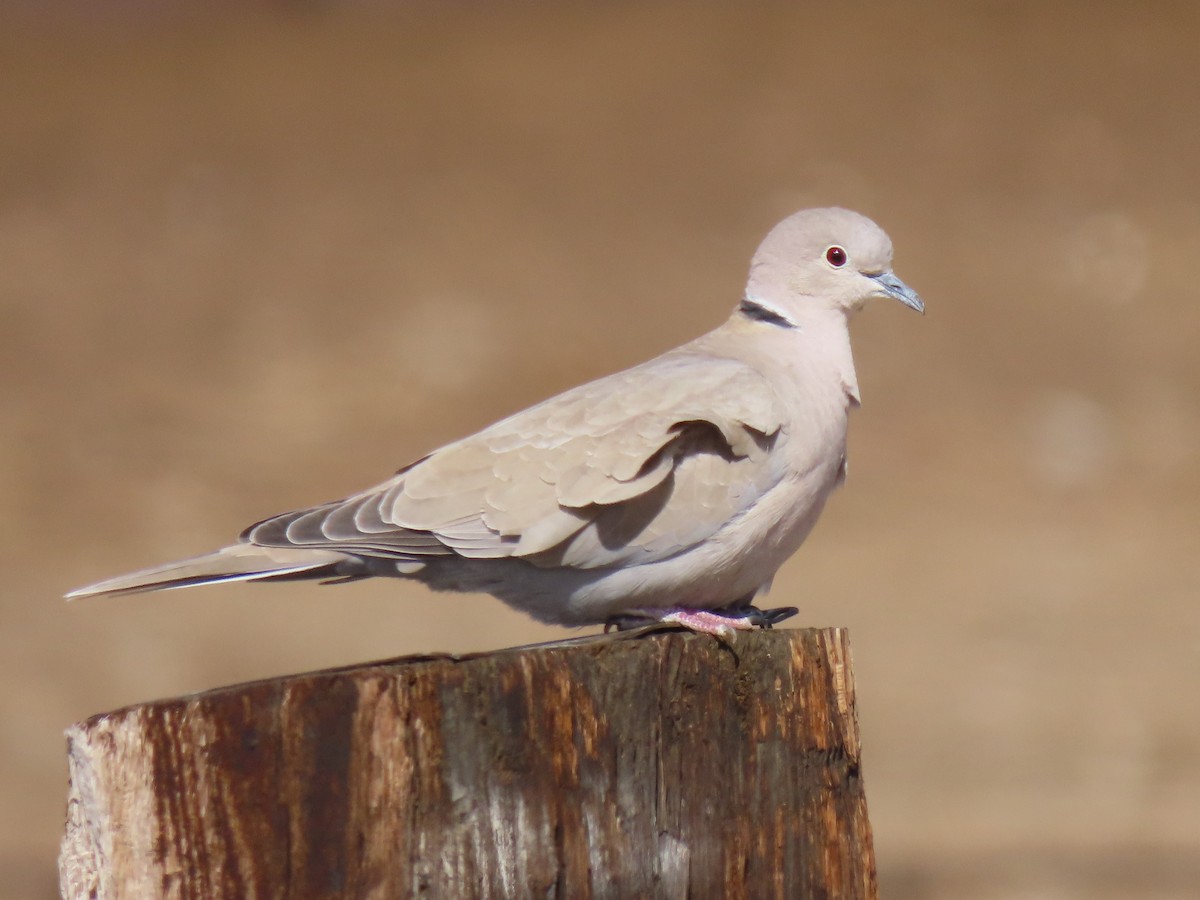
[731,605,799,628]
[605,605,799,636]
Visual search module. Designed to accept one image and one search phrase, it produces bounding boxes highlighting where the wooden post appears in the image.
[60,628,876,899]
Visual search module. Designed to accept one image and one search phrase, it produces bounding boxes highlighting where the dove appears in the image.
[67,207,923,635]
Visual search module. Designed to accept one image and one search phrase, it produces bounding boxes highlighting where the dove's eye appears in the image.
[825,246,847,267]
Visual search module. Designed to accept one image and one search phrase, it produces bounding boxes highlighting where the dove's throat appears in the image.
[713,307,862,411]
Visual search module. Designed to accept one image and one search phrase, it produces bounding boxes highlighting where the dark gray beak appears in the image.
[869,272,925,314]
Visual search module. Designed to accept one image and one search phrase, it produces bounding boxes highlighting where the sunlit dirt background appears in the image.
[3,2,1199,897]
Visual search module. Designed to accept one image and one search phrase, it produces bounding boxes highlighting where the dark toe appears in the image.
[725,605,799,629]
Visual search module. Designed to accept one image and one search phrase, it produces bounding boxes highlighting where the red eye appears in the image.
[826,246,847,267]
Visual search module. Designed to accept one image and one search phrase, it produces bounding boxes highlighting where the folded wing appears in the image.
[245,353,784,571]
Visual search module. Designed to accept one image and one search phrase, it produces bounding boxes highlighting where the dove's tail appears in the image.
[65,544,350,600]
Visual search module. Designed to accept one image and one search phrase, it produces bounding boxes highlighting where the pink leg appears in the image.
[608,607,760,636]
[658,609,759,636]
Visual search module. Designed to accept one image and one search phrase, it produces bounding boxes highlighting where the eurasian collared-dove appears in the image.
[67,207,923,635]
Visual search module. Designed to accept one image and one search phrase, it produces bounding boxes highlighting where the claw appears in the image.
[724,605,799,629]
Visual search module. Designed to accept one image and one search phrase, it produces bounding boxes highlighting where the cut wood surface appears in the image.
[60,627,876,899]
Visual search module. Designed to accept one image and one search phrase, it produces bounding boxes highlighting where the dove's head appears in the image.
[743,207,923,325]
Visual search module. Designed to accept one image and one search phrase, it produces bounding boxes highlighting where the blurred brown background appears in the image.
[3,2,1198,897]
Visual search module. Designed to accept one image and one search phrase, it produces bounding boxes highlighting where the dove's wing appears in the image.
[244,352,785,570]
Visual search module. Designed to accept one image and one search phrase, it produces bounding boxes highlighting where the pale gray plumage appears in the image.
[67,207,923,629]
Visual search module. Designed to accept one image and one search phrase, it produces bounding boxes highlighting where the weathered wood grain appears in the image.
[61,628,876,899]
